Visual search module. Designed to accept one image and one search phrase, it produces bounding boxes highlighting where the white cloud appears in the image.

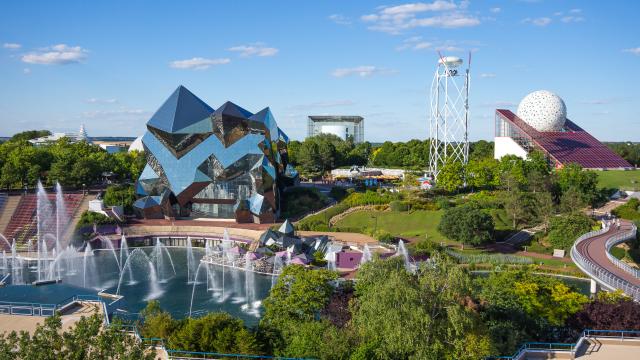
[361,1,480,34]
[479,73,496,78]
[397,37,476,52]
[623,47,640,55]
[522,17,552,26]
[490,7,501,13]
[290,100,355,110]
[228,43,278,57]
[569,8,582,14]
[3,43,21,49]
[329,14,351,25]
[85,98,118,104]
[21,44,88,65]
[23,68,31,75]
[436,45,463,52]
[379,1,457,15]
[561,15,584,23]
[169,57,230,70]
[331,66,397,78]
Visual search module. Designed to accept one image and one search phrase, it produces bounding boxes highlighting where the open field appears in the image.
[334,209,445,242]
[597,170,640,191]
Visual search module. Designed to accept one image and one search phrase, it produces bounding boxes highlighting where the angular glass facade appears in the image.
[134,86,297,223]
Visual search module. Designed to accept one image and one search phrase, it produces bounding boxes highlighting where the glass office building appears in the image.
[134,86,297,223]
[307,116,364,143]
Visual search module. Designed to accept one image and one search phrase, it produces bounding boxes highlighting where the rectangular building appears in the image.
[307,115,364,143]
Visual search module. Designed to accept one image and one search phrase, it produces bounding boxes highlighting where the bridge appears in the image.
[570,220,639,300]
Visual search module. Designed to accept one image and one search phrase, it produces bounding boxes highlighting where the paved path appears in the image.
[574,220,640,289]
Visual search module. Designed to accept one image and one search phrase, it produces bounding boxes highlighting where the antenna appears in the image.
[428,52,471,181]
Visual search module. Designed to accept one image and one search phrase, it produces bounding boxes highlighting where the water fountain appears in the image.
[244,252,255,306]
[186,237,196,284]
[272,255,283,288]
[360,244,372,266]
[11,242,24,285]
[326,251,337,271]
[116,248,162,299]
[397,240,412,272]
[99,236,121,272]
[55,182,67,253]
[83,243,94,288]
[151,239,176,282]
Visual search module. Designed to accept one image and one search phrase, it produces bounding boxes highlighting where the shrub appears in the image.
[389,200,409,212]
[438,203,495,245]
[613,198,640,221]
[77,210,118,227]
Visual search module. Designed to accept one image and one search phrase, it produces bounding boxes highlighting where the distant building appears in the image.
[495,90,631,170]
[307,115,364,143]
[29,124,91,146]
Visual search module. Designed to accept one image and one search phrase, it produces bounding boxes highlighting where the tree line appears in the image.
[0,130,145,190]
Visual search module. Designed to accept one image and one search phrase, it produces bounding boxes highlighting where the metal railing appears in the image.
[488,329,640,359]
[604,224,639,279]
[570,225,640,301]
[0,300,57,316]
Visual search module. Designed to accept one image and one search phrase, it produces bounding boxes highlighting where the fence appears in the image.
[604,224,640,278]
[488,329,640,359]
[0,294,110,322]
[570,224,640,300]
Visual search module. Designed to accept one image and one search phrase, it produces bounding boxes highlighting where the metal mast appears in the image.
[429,53,471,181]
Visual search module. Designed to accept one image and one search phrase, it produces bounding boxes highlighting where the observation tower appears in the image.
[429,54,471,180]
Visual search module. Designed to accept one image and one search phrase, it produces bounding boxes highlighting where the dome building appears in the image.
[494,90,631,170]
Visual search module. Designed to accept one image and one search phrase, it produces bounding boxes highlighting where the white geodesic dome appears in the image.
[516,90,566,132]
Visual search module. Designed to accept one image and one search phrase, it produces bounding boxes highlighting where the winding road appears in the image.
[571,220,640,300]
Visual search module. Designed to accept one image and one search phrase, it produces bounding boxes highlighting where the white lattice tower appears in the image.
[429,55,470,181]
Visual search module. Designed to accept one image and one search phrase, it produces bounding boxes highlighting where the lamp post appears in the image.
[371,214,378,233]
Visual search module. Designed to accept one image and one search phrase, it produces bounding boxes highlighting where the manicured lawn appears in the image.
[597,170,640,191]
[334,209,445,242]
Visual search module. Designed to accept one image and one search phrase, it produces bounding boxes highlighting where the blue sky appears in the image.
[1,0,639,142]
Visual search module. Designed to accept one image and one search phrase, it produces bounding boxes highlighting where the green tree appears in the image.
[352,255,492,359]
[556,163,600,207]
[467,158,500,189]
[103,184,137,214]
[139,300,180,339]
[0,312,153,360]
[438,203,495,245]
[168,312,259,354]
[547,213,593,250]
[437,161,465,192]
[262,265,337,331]
[469,140,494,160]
[478,270,588,355]
[503,190,538,229]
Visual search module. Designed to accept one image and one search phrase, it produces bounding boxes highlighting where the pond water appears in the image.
[0,247,273,325]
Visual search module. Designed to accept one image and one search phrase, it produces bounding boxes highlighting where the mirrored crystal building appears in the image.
[133,86,298,223]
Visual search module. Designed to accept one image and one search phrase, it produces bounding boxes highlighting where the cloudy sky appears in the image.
[1,1,639,141]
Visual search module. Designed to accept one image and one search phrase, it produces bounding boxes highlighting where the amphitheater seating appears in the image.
[3,193,85,251]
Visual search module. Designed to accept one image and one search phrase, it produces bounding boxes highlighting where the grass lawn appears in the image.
[597,170,640,191]
[334,209,446,242]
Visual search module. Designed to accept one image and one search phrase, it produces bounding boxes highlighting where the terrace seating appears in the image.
[3,193,85,250]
